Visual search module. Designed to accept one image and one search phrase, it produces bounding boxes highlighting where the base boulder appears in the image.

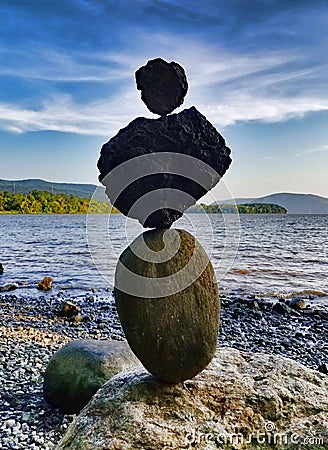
[58,348,328,449]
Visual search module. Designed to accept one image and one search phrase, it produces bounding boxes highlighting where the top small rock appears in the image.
[135,58,188,116]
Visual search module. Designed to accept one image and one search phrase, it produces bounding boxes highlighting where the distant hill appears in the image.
[0,180,327,214]
[0,179,108,202]
[214,193,328,214]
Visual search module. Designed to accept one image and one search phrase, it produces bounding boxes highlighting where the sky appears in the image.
[0,0,327,200]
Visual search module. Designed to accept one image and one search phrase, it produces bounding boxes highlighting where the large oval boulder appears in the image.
[114,228,220,383]
[43,339,141,414]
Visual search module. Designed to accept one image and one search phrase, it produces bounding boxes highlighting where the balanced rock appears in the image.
[58,347,328,450]
[43,339,141,414]
[98,106,231,228]
[114,228,220,383]
[135,58,188,116]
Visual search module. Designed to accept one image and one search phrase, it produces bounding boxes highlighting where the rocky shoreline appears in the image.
[0,288,327,449]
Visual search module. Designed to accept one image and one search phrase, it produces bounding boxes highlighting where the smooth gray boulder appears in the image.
[114,229,220,383]
[43,339,141,414]
[58,347,328,450]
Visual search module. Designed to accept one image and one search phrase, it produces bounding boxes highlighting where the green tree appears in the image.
[0,190,118,214]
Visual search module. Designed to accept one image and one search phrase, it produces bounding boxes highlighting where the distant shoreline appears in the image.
[1,179,328,213]
[0,190,287,215]
[0,190,115,214]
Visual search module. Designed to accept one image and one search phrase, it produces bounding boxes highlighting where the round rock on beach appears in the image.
[114,228,220,383]
[43,339,141,414]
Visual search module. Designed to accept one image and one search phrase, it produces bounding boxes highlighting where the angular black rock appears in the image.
[135,58,188,116]
[98,106,232,228]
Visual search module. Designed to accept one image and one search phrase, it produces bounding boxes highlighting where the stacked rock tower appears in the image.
[98,58,232,383]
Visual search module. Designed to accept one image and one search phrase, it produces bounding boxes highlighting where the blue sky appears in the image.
[0,0,327,199]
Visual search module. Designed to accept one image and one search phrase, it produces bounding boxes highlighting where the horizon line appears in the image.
[0,177,327,200]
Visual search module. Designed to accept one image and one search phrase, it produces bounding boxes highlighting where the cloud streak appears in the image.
[0,89,147,136]
[0,34,327,136]
[0,46,133,83]
[294,144,328,157]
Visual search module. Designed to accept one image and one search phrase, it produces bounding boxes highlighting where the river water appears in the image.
[0,213,327,298]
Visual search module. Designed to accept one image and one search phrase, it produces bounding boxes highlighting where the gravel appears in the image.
[0,288,327,449]
[219,291,328,370]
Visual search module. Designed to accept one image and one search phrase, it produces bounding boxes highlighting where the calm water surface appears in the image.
[0,214,327,297]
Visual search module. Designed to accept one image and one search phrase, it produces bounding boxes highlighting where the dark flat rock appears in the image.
[135,58,188,115]
[98,106,232,228]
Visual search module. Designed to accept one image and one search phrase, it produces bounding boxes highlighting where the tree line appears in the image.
[0,191,287,215]
[0,190,117,214]
[191,203,287,214]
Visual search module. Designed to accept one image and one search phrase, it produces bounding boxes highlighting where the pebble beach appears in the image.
[0,287,327,449]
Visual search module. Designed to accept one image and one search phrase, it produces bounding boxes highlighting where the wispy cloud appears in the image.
[258,155,277,161]
[294,144,328,157]
[0,46,132,83]
[0,33,327,135]
[199,93,328,128]
[0,89,151,136]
